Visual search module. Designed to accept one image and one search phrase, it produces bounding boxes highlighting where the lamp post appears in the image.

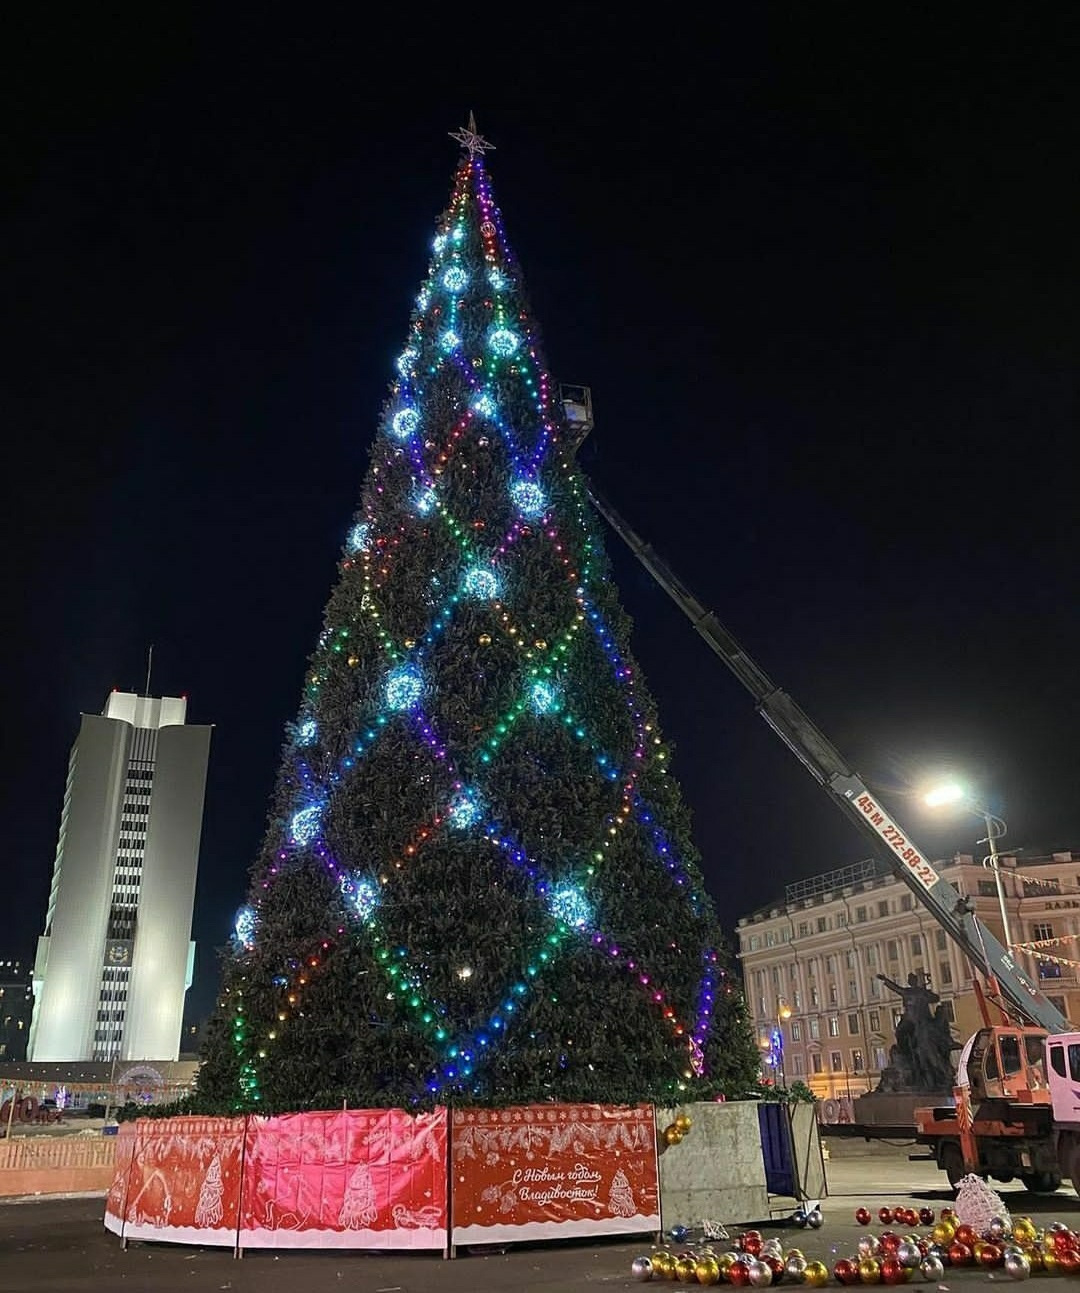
[925,782,1013,949]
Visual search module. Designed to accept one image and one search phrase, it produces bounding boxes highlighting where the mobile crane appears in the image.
[560,385,1080,1195]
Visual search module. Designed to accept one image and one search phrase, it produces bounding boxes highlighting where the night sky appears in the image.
[5,13,1079,1028]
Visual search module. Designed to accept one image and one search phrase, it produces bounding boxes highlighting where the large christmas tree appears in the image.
[197,123,759,1113]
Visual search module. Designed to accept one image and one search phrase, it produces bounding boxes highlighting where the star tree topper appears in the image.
[449,111,494,159]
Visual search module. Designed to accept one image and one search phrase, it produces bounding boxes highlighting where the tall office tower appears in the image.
[29,691,212,1062]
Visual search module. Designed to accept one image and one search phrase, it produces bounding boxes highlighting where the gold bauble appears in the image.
[347,656,358,667]
[803,1261,830,1287]
[675,1113,692,1132]
[663,1126,683,1146]
[857,1257,882,1284]
[534,638,548,650]
[1012,1218,1037,1244]
[695,1258,721,1286]
[675,1256,697,1283]
[931,1221,956,1245]
[478,633,492,646]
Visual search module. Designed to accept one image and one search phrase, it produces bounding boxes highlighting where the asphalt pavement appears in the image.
[2,1139,1079,1293]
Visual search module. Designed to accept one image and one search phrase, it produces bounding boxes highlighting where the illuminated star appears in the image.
[450,111,495,159]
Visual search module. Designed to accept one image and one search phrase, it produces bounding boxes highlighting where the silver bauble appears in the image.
[1003,1251,1032,1281]
[785,1253,808,1278]
[668,1224,689,1243]
[747,1257,774,1287]
[763,1238,784,1255]
[987,1216,1008,1240]
[858,1235,882,1258]
[919,1255,945,1282]
[897,1241,922,1268]
[806,1208,824,1229]
[631,1255,654,1282]
[1047,1221,1069,1234]
[927,1243,950,1265]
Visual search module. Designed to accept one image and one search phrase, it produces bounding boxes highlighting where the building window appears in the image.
[900,894,913,911]
[793,991,802,1009]
[825,955,836,974]
[937,999,955,1023]
[766,931,776,947]
[978,880,998,897]
[791,1021,802,1041]
[910,935,921,955]
[939,961,953,985]
[848,979,858,1002]
[817,917,828,933]
[873,1046,888,1070]
[886,939,899,960]
[792,1054,805,1076]
[811,986,820,1006]
[811,1053,824,1074]
[749,936,761,951]
[848,1013,860,1036]
[828,983,838,1004]
[865,946,877,967]
[1032,922,1054,942]
[771,966,781,985]
[845,950,855,970]
[828,1016,840,1037]
[809,1019,820,1040]
[836,911,848,926]
[831,1050,843,1072]
[869,1010,880,1032]
[852,1048,864,1072]
[936,930,947,951]
[856,907,867,923]
[798,922,810,938]
[878,901,890,918]
[790,963,798,980]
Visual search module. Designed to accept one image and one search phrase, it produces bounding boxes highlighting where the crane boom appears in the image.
[588,486,1069,1034]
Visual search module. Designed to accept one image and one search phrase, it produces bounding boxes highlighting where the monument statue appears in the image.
[874,971,958,1093]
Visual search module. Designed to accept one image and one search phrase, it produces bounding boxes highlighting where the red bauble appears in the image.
[742,1235,763,1256]
[764,1255,785,1281]
[954,1224,977,1249]
[855,1208,873,1226]
[1056,1249,1080,1274]
[903,1209,920,1229]
[879,1232,901,1255]
[948,1241,973,1267]
[729,1260,752,1286]
[976,1243,1003,1268]
[878,1207,894,1224]
[880,1257,907,1285]
[918,1208,935,1226]
[834,1259,861,1285]
[940,1207,955,1222]
[1052,1230,1078,1253]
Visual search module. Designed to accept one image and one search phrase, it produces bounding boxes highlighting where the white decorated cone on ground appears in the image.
[953,1173,1012,1235]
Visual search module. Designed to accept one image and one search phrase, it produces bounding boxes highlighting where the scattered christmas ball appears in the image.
[975,1241,1003,1268]
[947,1240,973,1266]
[763,1254,785,1282]
[918,1207,935,1227]
[631,1255,654,1281]
[855,1208,872,1226]
[747,1258,773,1288]
[927,1243,950,1266]
[986,1216,1008,1241]
[930,1220,956,1246]
[1041,1249,1060,1275]
[857,1256,882,1284]
[879,1232,901,1256]
[806,1209,824,1229]
[896,1241,921,1269]
[939,1207,956,1223]
[879,1256,907,1285]
[675,1255,697,1283]
[1047,1220,1069,1234]
[785,1253,808,1279]
[834,1258,861,1285]
[857,1236,881,1259]
[668,1225,689,1244]
[1052,1227,1077,1250]
[1003,1250,1032,1280]
[696,1257,722,1286]
[741,1233,763,1256]
[1056,1248,1080,1274]
[728,1260,752,1287]
[1012,1217,1037,1244]
[953,1223,977,1249]
[878,1207,895,1225]
[791,1210,808,1229]
[652,1251,676,1279]
[803,1261,829,1288]
[919,1255,945,1282]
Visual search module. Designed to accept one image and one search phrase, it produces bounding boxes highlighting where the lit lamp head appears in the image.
[778,1004,792,1023]
[925,782,965,808]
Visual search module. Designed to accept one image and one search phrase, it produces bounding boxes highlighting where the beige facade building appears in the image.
[736,851,1079,1119]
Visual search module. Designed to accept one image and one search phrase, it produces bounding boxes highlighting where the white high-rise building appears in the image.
[29,691,212,1062]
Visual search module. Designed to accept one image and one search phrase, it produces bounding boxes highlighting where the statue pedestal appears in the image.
[853,1091,953,1130]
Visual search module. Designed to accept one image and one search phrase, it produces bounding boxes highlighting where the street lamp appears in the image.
[760,1002,793,1087]
[925,782,1013,949]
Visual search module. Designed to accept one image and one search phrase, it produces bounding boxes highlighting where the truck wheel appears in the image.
[940,1144,966,1189]
[1020,1171,1061,1194]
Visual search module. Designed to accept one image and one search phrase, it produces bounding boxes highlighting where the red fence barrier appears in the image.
[105,1103,657,1255]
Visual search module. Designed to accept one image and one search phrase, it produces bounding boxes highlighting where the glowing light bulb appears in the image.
[510,478,546,518]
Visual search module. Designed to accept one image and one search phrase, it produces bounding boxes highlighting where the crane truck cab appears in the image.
[964,1025,1051,1104]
